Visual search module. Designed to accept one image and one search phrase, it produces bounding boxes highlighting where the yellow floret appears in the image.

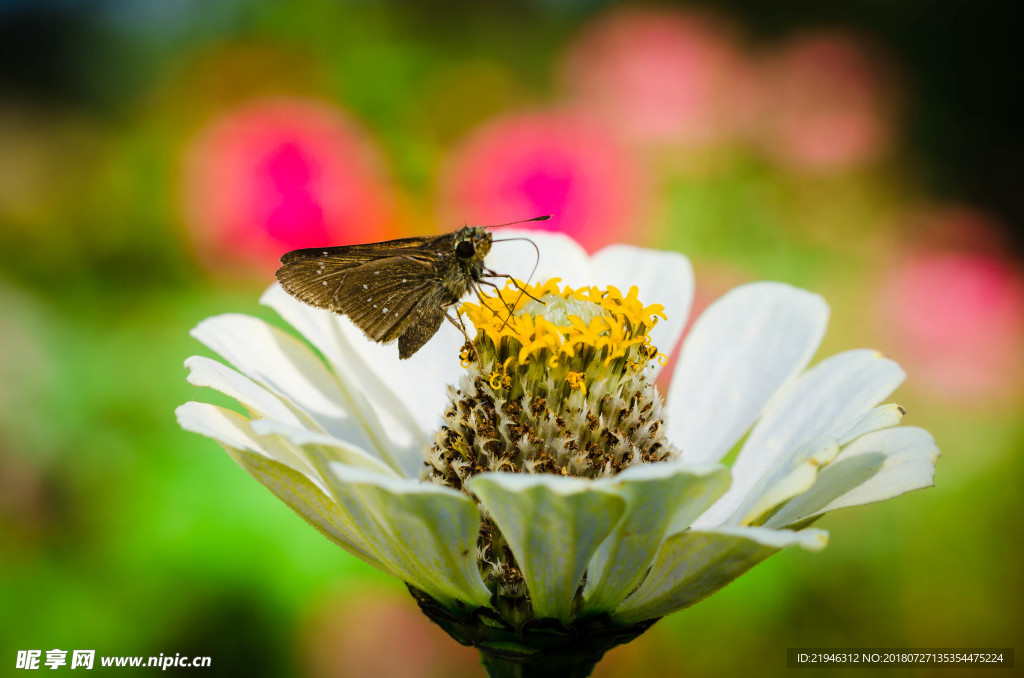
[460,279,667,369]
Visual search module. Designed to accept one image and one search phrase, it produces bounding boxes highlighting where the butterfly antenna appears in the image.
[485,214,551,229]
[486,236,544,330]
[488,238,543,301]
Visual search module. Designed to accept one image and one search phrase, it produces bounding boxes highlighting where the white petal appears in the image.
[176,401,321,486]
[835,403,906,445]
[250,419,399,478]
[467,473,626,620]
[612,526,828,625]
[739,349,905,474]
[177,402,382,564]
[191,313,403,473]
[333,316,462,449]
[258,284,351,374]
[185,357,400,479]
[766,427,939,528]
[181,402,488,606]
[700,349,905,527]
[583,463,730,614]
[185,355,306,427]
[729,437,840,527]
[666,283,829,465]
[328,463,491,608]
[738,349,904,481]
[261,285,433,456]
[485,229,591,287]
[590,245,695,376]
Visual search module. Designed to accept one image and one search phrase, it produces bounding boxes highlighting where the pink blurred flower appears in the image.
[441,111,645,251]
[755,32,894,173]
[560,8,751,149]
[878,210,1024,402]
[183,98,394,274]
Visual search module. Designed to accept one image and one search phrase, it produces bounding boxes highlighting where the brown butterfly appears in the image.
[275,216,548,359]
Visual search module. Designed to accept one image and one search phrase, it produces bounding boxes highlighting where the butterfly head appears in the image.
[454,226,493,272]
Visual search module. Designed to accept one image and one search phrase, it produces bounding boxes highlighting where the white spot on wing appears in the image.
[363,284,368,289]
[382,308,388,314]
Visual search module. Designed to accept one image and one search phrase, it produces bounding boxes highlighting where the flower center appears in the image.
[423,280,676,491]
[460,278,668,376]
[423,279,680,609]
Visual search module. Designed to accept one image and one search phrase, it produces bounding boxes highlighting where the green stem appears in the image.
[479,649,602,678]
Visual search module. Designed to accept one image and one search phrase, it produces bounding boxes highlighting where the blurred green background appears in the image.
[1,1,1021,676]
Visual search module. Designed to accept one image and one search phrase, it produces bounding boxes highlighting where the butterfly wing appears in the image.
[334,256,446,343]
[397,304,445,359]
[276,235,460,356]
[279,234,447,266]
[276,235,447,310]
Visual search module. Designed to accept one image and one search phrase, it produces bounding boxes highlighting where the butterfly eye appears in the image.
[456,240,475,258]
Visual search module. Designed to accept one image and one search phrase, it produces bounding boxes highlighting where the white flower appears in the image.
[177,231,938,659]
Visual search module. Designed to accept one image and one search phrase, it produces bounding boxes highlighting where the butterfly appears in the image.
[275,216,548,359]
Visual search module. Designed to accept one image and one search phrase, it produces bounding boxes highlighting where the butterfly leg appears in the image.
[443,308,472,343]
[476,277,541,332]
[474,279,517,332]
[482,270,546,303]
[442,308,482,366]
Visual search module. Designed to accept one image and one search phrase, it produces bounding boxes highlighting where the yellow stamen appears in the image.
[487,357,515,389]
[459,344,475,368]
[460,279,667,369]
[566,370,587,394]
